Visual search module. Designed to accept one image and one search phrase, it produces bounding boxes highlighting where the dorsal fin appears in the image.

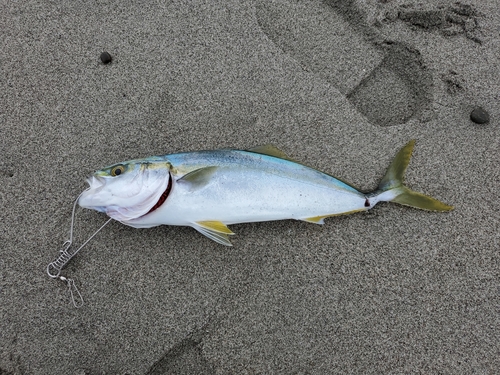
[247,145,294,161]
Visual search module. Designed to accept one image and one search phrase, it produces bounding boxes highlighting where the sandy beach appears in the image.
[1,0,498,373]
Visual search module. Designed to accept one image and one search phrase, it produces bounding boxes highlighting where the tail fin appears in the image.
[376,140,453,211]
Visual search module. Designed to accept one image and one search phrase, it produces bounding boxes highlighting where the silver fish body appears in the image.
[78,141,452,245]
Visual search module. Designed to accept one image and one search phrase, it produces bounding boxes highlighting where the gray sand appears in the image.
[1,0,499,373]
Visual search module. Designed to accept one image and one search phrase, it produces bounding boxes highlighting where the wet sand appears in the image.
[1,0,499,373]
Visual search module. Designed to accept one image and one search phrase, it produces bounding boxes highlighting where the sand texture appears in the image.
[1,0,499,373]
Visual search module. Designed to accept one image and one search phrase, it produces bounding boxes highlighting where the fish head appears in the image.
[78,158,172,222]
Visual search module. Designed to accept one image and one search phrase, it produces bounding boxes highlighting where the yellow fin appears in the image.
[302,216,328,224]
[392,187,454,211]
[375,140,453,211]
[378,139,414,191]
[302,209,366,224]
[193,221,234,246]
[248,145,294,161]
[196,221,234,234]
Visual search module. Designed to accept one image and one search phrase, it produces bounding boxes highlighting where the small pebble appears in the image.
[100,52,112,64]
[470,107,489,124]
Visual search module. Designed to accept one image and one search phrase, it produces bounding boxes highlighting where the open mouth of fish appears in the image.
[143,173,172,216]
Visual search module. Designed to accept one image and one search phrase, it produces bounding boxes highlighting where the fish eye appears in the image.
[111,165,125,177]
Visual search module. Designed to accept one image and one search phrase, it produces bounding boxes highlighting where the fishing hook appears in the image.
[47,189,112,307]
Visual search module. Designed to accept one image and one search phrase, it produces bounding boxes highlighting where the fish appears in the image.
[78,140,453,246]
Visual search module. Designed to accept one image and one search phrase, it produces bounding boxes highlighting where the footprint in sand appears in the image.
[255,0,434,127]
[146,336,215,375]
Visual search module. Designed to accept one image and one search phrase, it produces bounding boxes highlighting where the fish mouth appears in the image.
[143,173,172,216]
[78,176,106,209]
[86,175,105,191]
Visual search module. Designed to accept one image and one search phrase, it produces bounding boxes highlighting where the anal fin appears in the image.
[301,209,366,225]
[301,215,329,225]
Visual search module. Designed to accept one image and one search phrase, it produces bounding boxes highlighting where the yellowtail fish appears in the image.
[78,140,452,246]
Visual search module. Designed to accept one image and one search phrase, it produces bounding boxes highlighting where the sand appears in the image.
[1,0,498,373]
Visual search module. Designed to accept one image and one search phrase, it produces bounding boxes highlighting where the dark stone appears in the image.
[470,107,489,124]
[100,52,112,64]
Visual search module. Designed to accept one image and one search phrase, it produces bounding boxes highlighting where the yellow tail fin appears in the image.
[377,140,453,211]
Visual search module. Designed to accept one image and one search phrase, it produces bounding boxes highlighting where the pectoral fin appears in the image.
[193,221,234,246]
[178,166,218,191]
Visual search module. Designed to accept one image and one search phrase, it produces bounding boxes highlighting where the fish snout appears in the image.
[78,188,102,211]
[86,175,105,189]
[78,175,107,211]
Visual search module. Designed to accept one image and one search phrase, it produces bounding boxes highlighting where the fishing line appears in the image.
[47,189,112,307]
